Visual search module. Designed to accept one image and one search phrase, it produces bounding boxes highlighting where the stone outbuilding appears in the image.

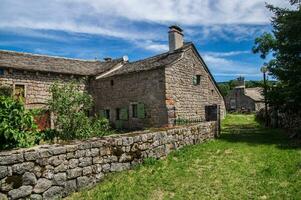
[0,25,225,130]
[225,77,264,112]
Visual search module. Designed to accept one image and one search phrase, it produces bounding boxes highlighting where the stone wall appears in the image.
[0,121,217,200]
[165,47,226,125]
[0,69,87,109]
[90,68,168,129]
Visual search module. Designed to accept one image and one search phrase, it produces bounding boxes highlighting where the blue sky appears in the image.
[0,0,291,82]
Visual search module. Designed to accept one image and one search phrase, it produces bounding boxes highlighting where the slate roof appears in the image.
[245,87,264,102]
[99,43,191,78]
[0,50,123,76]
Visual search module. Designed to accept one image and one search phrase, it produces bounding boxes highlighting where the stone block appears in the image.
[52,173,66,186]
[33,178,52,193]
[43,186,63,200]
[0,154,24,165]
[24,151,39,161]
[22,172,37,185]
[67,168,82,179]
[8,185,32,200]
[12,162,34,175]
[0,166,8,179]
[78,157,92,167]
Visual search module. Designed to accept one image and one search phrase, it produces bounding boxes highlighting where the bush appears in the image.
[0,85,13,97]
[48,81,110,140]
[0,96,38,150]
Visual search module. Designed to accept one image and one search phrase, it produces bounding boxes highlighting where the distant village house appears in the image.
[225,77,264,112]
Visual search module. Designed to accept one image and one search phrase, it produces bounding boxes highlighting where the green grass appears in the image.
[68,114,301,200]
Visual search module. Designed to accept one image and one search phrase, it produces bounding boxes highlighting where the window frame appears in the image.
[116,108,120,120]
[0,68,4,75]
[131,103,138,118]
[13,83,26,102]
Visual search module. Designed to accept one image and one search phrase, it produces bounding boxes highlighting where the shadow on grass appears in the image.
[219,123,301,150]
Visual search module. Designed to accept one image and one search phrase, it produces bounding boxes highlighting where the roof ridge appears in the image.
[0,49,108,63]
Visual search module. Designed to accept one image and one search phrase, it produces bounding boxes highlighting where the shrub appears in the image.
[48,81,110,140]
[0,85,13,97]
[0,96,38,150]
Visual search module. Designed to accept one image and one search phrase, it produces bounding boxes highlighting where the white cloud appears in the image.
[0,0,292,41]
[203,50,250,57]
[202,54,261,77]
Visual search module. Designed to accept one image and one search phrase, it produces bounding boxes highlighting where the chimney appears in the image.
[237,76,245,88]
[168,25,184,52]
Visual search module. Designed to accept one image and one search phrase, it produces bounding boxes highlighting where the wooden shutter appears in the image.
[99,110,106,118]
[120,108,129,120]
[192,76,197,85]
[137,103,145,119]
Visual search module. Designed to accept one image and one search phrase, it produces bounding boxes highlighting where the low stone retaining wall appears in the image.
[0,122,217,200]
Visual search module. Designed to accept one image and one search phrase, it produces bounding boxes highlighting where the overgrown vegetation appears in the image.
[0,82,112,150]
[68,114,301,200]
[0,95,38,150]
[47,82,111,140]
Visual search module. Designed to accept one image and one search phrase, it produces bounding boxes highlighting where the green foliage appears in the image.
[48,81,110,140]
[217,83,230,97]
[0,85,13,97]
[253,3,301,110]
[0,96,38,150]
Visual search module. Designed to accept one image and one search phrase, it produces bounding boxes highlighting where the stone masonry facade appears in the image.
[165,47,225,124]
[0,121,217,200]
[90,68,168,129]
[0,69,86,109]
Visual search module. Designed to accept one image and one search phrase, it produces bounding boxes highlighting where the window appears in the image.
[230,99,236,109]
[100,109,110,119]
[105,109,110,119]
[211,89,214,95]
[193,75,201,85]
[132,104,138,118]
[14,84,25,102]
[116,108,120,120]
[110,80,114,86]
[0,68,4,75]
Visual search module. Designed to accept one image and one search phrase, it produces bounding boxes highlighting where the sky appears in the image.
[0,0,292,82]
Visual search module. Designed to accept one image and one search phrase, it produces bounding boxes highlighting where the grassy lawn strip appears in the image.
[68,114,301,200]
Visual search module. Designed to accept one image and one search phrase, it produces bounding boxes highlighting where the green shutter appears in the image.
[192,76,197,85]
[120,108,128,120]
[115,120,123,129]
[99,110,106,118]
[137,103,145,119]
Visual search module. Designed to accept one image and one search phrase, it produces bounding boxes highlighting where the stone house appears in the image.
[225,77,264,112]
[0,25,225,130]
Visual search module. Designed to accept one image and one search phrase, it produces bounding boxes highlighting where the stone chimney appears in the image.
[236,76,245,88]
[168,25,184,52]
[235,76,245,95]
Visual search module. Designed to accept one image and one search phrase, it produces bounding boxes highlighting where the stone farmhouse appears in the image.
[225,77,264,112]
[0,25,225,130]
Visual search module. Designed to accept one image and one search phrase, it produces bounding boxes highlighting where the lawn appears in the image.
[68,114,301,200]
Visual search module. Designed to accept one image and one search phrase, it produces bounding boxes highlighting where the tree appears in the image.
[48,81,110,140]
[253,2,301,110]
[0,95,38,149]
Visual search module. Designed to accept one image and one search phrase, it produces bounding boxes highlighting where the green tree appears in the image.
[48,81,110,140]
[0,96,38,149]
[253,1,301,109]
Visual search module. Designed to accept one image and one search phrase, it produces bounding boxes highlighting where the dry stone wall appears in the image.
[0,121,216,200]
